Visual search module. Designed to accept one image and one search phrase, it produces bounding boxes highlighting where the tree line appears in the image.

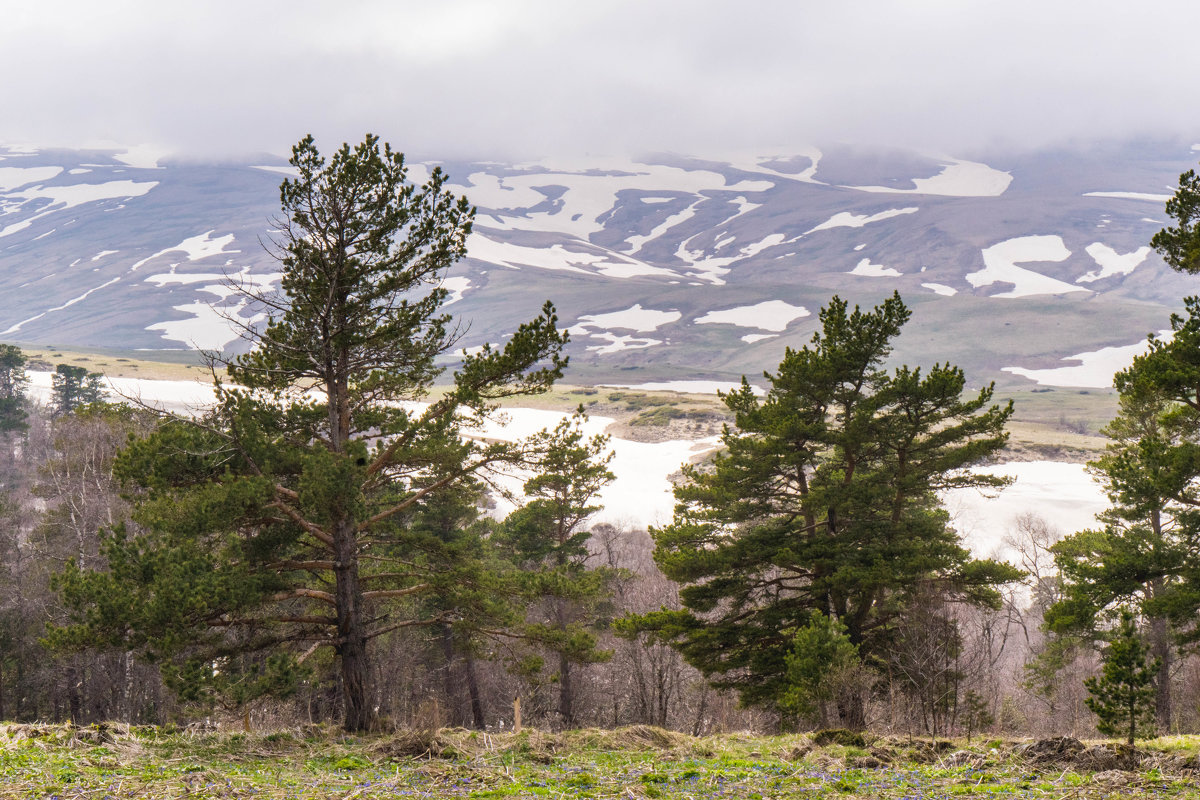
[2,134,1200,741]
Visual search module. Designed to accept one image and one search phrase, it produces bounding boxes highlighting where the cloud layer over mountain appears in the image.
[4,1,1200,160]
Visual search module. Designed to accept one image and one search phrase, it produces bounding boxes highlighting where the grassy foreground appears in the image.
[3,724,1200,799]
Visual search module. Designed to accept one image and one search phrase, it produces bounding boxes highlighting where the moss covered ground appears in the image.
[2,723,1199,799]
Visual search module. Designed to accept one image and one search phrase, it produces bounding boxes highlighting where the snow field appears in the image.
[21,371,1112,560]
[942,461,1106,559]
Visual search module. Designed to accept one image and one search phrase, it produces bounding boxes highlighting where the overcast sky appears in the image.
[3,0,1198,161]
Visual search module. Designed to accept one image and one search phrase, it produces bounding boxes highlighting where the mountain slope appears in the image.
[0,140,1194,390]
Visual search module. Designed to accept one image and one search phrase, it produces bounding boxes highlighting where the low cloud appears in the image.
[3,0,1198,160]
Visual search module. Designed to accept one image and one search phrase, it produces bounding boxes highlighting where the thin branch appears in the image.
[269,560,336,572]
[272,588,337,606]
[267,499,334,547]
[364,614,449,640]
[362,583,431,600]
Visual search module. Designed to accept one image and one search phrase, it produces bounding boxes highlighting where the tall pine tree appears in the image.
[49,134,568,731]
[634,293,1020,727]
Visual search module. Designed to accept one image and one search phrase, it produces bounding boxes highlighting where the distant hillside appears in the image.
[1,140,1196,390]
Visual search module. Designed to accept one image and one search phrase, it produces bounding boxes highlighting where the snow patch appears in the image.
[467,232,675,279]
[922,282,957,296]
[695,300,809,331]
[966,235,1086,298]
[113,145,172,169]
[458,159,772,242]
[130,231,240,272]
[847,158,1011,197]
[568,304,680,355]
[0,179,158,238]
[1077,243,1151,283]
[582,333,663,354]
[250,165,300,177]
[143,269,281,293]
[805,206,918,234]
[1001,332,1166,388]
[146,303,257,350]
[143,268,282,350]
[442,276,471,304]
[725,147,824,184]
[0,166,63,191]
[675,232,786,284]
[2,276,123,334]
[849,258,901,277]
[1084,191,1172,202]
[624,204,700,253]
[570,304,681,333]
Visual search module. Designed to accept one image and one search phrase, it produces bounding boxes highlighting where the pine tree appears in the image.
[404,475,506,729]
[633,293,1021,727]
[1045,372,1195,729]
[49,134,568,731]
[50,364,104,415]
[1085,610,1160,745]
[960,689,993,742]
[0,345,28,434]
[1151,165,1200,274]
[780,610,860,726]
[496,411,617,725]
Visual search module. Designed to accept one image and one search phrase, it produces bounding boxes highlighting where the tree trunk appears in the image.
[464,651,485,729]
[559,650,573,727]
[334,518,372,732]
[439,623,467,727]
[838,692,866,732]
[66,664,81,725]
[1148,604,1172,731]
